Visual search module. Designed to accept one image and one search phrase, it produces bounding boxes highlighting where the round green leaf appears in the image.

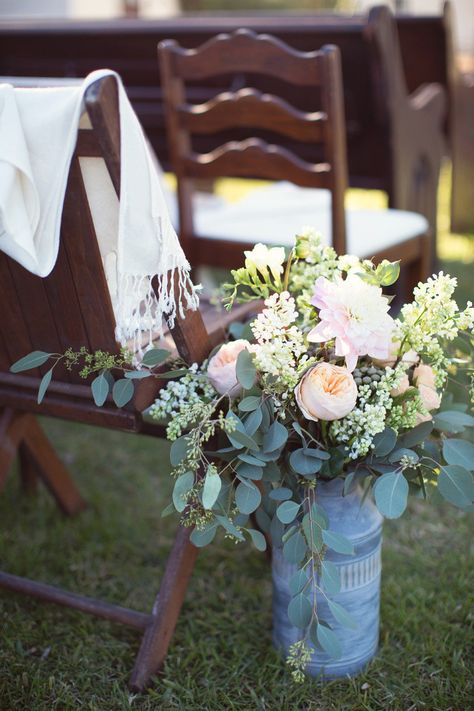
[321,560,341,595]
[238,396,261,412]
[373,427,397,457]
[237,462,263,480]
[269,487,292,501]
[438,465,474,508]
[287,593,312,629]
[172,472,194,512]
[91,372,110,407]
[112,378,134,408]
[141,348,170,367]
[289,568,310,596]
[263,420,288,453]
[289,448,322,476]
[443,439,474,471]
[328,600,358,630]
[374,471,409,519]
[236,349,256,389]
[170,435,190,467]
[235,481,261,515]
[202,468,222,510]
[283,530,307,564]
[243,408,263,436]
[190,523,217,547]
[322,530,354,556]
[276,500,300,524]
[316,622,342,659]
[247,528,267,552]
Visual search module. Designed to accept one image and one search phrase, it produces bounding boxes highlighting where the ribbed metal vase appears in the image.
[272,478,383,678]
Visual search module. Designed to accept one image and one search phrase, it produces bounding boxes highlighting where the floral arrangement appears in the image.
[11,230,474,680]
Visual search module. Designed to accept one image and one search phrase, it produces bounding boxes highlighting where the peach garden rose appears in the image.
[207,339,251,397]
[295,362,358,422]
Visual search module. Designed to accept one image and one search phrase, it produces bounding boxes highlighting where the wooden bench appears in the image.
[0,5,447,243]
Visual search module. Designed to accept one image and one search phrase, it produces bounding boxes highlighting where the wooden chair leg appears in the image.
[19,442,39,495]
[20,416,86,516]
[0,409,31,493]
[129,526,198,691]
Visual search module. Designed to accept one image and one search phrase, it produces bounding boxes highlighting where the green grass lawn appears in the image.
[1,165,473,710]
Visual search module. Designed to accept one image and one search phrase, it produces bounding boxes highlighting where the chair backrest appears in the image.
[158,30,348,266]
[0,75,211,430]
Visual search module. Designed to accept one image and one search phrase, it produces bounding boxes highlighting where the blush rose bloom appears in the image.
[391,373,410,398]
[295,362,358,421]
[413,363,441,423]
[207,340,250,397]
[308,274,395,372]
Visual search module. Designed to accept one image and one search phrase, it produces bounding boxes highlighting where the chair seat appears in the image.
[194,182,429,258]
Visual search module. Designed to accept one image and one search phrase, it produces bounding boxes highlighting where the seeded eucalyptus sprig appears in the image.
[9,346,186,408]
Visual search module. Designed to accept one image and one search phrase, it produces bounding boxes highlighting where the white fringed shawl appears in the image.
[0,70,199,352]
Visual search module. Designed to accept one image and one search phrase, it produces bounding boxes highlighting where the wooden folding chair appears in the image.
[0,74,251,691]
[159,29,432,296]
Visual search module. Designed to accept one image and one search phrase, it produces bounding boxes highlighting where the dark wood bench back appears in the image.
[0,76,141,430]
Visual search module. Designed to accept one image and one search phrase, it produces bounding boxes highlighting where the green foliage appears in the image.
[235,349,257,389]
[10,350,51,372]
[373,471,409,519]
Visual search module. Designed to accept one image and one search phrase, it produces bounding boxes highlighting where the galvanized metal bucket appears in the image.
[272,478,383,678]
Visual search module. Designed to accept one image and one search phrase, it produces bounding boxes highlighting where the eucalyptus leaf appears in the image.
[236,462,263,480]
[269,487,292,501]
[388,448,419,464]
[170,435,191,467]
[287,593,312,629]
[321,560,341,595]
[141,348,170,367]
[270,514,285,548]
[202,467,222,510]
[302,513,323,552]
[172,472,194,513]
[10,351,51,373]
[236,348,256,389]
[283,530,307,564]
[190,523,218,547]
[238,453,264,466]
[91,372,109,407]
[438,465,474,508]
[247,528,267,552]
[112,378,134,407]
[255,508,271,533]
[442,439,474,470]
[124,370,153,379]
[235,481,261,514]
[263,421,288,453]
[317,622,342,659]
[216,514,245,541]
[37,368,53,405]
[290,448,322,476]
[373,427,397,457]
[243,408,263,436]
[289,568,310,596]
[276,500,300,524]
[374,471,409,519]
[238,396,261,412]
[399,420,433,447]
[322,530,354,556]
[328,600,358,630]
[434,410,474,433]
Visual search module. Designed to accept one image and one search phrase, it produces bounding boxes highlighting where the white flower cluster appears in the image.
[330,364,404,459]
[251,292,308,391]
[290,228,340,321]
[150,363,217,440]
[396,272,474,385]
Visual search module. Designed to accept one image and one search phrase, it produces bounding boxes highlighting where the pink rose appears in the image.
[391,373,410,398]
[308,274,394,371]
[413,363,441,423]
[207,340,251,397]
[295,363,358,421]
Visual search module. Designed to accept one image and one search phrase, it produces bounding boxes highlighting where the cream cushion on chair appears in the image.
[192,182,429,258]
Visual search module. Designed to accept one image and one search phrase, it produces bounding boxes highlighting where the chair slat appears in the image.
[0,257,37,375]
[164,30,322,86]
[185,139,331,188]
[179,89,326,142]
